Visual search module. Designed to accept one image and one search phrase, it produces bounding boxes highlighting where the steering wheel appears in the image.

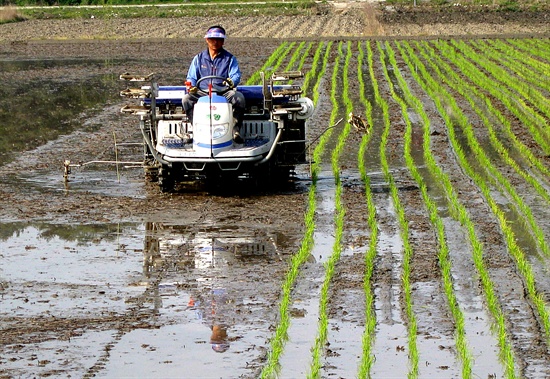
[196,75,234,96]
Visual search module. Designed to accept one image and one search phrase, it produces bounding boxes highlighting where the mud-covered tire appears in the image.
[143,135,159,182]
[144,161,159,182]
[158,165,175,193]
[253,161,292,190]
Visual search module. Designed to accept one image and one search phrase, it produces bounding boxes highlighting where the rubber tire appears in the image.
[158,165,175,193]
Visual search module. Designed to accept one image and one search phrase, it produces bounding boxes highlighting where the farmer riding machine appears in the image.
[119,72,314,192]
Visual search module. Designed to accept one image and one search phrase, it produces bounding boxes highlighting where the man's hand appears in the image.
[188,86,198,94]
[223,78,234,88]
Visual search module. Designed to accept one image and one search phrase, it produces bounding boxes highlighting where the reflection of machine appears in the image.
[142,222,279,277]
[141,222,280,340]
[119,72,314,192]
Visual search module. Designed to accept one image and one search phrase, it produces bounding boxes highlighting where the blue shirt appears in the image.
[186,48,241,90]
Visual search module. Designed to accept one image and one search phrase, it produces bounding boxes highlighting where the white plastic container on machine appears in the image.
[192,94,234,155]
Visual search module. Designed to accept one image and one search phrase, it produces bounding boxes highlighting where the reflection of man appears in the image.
[182,25,246,144]
[189,288,231,353]
[210,323,230,353]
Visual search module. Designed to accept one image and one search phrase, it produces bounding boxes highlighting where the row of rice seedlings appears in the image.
[468,40,550,118]
[308,40,351,378]
[505,38,550,63]
[376,40,419,379]
[309,41,336,179]
[260,187,317,379]
[260,40,334,378]
[282,40,307,72]
[416,41,550,208]
[397,40,518,378]
[479,40,550,93]
[428,41,550,196]
[464,40,550,124]
[383,41,473,378]
[245,41,292,85]
[448,40,550,148]
[431,40,550,260]
[302,42,330,97]
[296,42,314,72]
[401,39,550,365]
[356,40,378,379]
[415,40,550,183]
[437,40,550,157]
[285,41,313,84]
[430,41,550,343]
[417,40,550,259]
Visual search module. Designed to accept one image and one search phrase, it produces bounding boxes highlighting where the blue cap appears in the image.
[204,26,227,39]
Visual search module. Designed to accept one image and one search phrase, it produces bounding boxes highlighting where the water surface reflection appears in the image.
[0,58,125,166]
[0,220,285,377]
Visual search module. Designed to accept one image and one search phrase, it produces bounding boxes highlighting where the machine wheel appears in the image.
[143,135,159,182]
[158,165,175,193]
[253,161,292,190]
[144,160,159,182]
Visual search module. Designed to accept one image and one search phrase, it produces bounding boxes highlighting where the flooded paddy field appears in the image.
[1,21,550,379]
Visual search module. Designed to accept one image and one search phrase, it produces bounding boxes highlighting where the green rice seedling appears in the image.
[437,41,550,177]
[417,41,550,262]
[478,39,550,121]
[505,38,550,63]
[398,39,518,376]
[284,41,313,84]
[311,42,334,112]
[302,42,329,96]
[259,41,335,379]
[376,41,419,379]
[384,41,473,378]
[246,41,300,86]
[468,39,550,121]
[283,41,307,72]
[434,40,550,262]
[449,40,550,148]
[246,42,290,85]
[308,41,351,379]
[356,40,377,379]
[309,41,335,179]
[418,40,550,182]
[398,39,550,377]
[480,40,550,93]
[260,39,342,379]
[267,42,297,80]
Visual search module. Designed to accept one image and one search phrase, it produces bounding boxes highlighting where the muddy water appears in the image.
[0,221,299,378]
[0,59,122,166]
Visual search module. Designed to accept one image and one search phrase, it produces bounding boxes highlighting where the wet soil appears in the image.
[1,4,550,378]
